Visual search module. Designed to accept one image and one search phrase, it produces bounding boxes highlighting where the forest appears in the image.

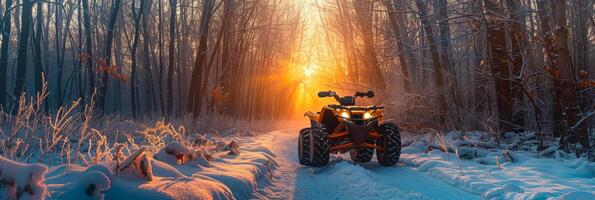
[0,0,593,199]
[2,0,591,157]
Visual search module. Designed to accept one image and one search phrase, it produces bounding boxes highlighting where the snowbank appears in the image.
[0,156,48,200]
[400,132,595,199]
[42,134,276,200]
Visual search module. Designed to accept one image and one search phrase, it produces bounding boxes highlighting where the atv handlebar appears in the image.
[318,90,375,106]
[318,91,374,98]
[355,91,374,98]
[318,91,336,98]
[329,104,384,110]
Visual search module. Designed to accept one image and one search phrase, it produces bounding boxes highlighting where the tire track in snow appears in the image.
[257,128,480,200]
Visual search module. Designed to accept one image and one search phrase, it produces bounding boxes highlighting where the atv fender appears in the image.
[305,111,320,126]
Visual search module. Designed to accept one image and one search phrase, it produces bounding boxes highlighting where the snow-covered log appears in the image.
[0,156,48,200]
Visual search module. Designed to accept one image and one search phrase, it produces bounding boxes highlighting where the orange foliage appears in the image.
[211,86,229,106]
[578,80,595,89]
[96,58,129,82]
[77,52,90,63]
[578,70,589,79]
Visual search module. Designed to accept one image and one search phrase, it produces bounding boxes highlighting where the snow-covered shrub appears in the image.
[219,128,257,137]
[63,171,111,200]
[137,120,185,149]
[154,142,202,165]
[219,140,240,156]
[193,134,212,146]
[0,156,48,200]
[115,148,153,181]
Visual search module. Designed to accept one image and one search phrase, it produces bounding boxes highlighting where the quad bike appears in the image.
[298,91,401,167]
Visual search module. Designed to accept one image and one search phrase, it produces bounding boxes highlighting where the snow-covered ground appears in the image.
[2,126,593,200]
[258,128,594,200]
[40,136,277,200]
[258,128,480,200]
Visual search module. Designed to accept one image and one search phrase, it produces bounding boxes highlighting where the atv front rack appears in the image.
[328,123,383,153]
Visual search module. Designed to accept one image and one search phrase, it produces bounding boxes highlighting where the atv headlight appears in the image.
[340,111,350,118]
[363,112,373,119]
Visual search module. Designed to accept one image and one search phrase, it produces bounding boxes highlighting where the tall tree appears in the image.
[157,0,165,114]
[33,0,44,95]
[141,0,155,113]
[188,0,214,117]
[98,0,123,113]
[130,0,146,117]
[14,0,34,106]
[81,0,94,99]
[353,0,386,92]
[550,0,588,153]
[0,0,13,106]
[573,0,592,154]
[505,0,527,128]
[383,0,411,93]
[435,0,463,127]
[166,0,177,115]
[415,0,448,124]
[55,0,64,108]
[536,0,564,136]
[484,0,514,131]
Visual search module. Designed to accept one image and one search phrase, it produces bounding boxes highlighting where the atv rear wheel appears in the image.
[298,124,329,167]
[376,123,401,166]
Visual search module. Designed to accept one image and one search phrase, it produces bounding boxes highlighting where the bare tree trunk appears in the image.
[506,0,527,129]
[415,0,448,125]
[141,0,155,113]
[551,0,588,154]
[98,0,122,113]
[81,0,94,100]
[337,1,359,84]
[353,0,386,92]
[435,0,463,127]
[157,0,165,114]
[383,0,411,93]
[536,0,564,137]
[188,0,214,117]
[130,0,146,117]
[76,0,84,106]
[484,0,513,131]
[33,0,44,95]
[573,0,592,160]
[166,0,176,115]
[0,0,13,106]
[14,0,34,107]
[55,0,64,108]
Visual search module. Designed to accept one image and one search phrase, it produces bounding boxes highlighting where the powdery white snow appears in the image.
[42,133,277,200]
[257,128,480,200]
[258,128,594,200]
[4,126,594,200]
[0,156,48,200]
[401,141,595,199]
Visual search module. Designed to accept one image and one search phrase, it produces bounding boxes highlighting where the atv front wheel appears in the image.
[298,128,311,166]
[298,124,329,167]
[376,123,401,166]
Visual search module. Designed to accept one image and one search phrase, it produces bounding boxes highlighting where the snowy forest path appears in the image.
[255,127,481,200]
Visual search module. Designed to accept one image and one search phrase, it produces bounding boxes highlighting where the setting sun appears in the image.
[303,67,316,77]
